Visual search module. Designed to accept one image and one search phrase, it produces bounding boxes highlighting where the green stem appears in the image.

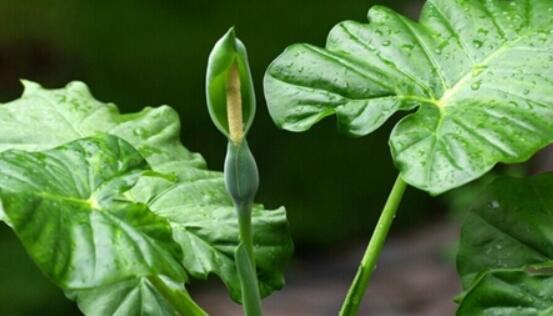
[238,204,255,267]
[339,175,408,316]
[236,203,263,316]
[148,275,208,316]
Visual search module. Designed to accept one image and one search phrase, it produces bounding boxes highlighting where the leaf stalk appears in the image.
[339,175,408,316]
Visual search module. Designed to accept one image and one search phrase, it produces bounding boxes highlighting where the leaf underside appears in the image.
[456,172,553,315]
[0,81,293,309]
[264,0,553,194]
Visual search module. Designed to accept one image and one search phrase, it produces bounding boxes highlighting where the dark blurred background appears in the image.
[1,1,547,315]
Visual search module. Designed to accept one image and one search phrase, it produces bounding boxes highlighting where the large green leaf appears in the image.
[66,277,187,316]
[264,0,553,194]
[456,172,553,315]
[457,270,553,316]
[0,135,187,315]
[0,81,292,300]
[457,173,553,288]
[0,80,204,171]
[129,168,293,301]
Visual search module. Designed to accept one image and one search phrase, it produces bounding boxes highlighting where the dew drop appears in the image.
[472,65,487,77]
[382,40,391,47]
[489,200,500,208]
[471,81,482,91]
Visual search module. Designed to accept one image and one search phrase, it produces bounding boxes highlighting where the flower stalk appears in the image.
[206,27,263,316]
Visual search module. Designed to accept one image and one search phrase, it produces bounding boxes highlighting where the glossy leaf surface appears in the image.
[264,0,553,194]
[0,81,292,301]
[130,167,292,301]
[457,271,553,316]
[0,135,186,315]
[66,276,192,316]
[457,173,553,288]
[0,81,204,171]
[456,172,553,315]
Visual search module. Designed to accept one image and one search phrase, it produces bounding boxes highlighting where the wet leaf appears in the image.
[66,277,188,316]
[0,80,205,171]
[0,135,187,315]
[264,0,553,194]
[457,173,553,288]
[0,81,293,303]
[456,172,553,315]
[457,271,553,316]
[130,167,292,301]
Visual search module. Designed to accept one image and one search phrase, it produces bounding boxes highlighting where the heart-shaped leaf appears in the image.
[0,135,187,315]
[0,81,292,301]
[456,172,553,315]
[264,0,553,194]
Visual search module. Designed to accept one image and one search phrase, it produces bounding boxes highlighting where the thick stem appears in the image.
[339,175,408,316]
[236,203,263,316]
[147,275,208,316]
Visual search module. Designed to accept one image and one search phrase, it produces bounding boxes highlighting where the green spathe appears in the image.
[264,0,553,195]
[206,27,256,139]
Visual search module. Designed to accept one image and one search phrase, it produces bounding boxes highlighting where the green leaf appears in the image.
[129,168,293,301]
[0,80,205,171]
[457,270,553,316]
[264,0,553,194]
[0,199,6,224]
[457,173,553,288]
[66,277,179,316]
[206,27,256,138]
[0,135,187,315]
[0,81,292,300]
[456,172,553,314]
